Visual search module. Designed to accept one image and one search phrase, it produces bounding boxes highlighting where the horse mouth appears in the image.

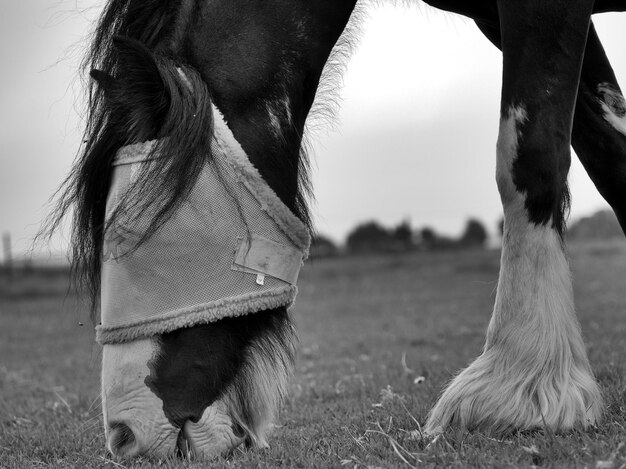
[174,416,248,460]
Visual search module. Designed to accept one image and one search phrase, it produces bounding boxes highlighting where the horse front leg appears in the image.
[425,0,603,435]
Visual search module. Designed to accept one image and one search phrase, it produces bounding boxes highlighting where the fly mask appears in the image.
[97,106,311,344]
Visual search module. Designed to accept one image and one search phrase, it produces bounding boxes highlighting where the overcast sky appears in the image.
[1,1,624,257]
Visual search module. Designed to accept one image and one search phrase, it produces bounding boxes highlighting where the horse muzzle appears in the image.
[105,403,245,460]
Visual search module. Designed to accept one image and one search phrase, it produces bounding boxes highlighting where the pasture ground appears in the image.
[0,241,625,468]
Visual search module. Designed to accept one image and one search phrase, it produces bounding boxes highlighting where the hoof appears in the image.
[424,347,603,435]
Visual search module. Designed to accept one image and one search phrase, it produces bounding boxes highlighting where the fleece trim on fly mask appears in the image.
[96,106,311,344]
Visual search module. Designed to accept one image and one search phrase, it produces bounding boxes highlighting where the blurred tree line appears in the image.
[310,208,625,258]
[310,218,490,258]
[566,210,622,240]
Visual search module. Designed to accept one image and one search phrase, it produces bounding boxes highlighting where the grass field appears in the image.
[1,241,625,468]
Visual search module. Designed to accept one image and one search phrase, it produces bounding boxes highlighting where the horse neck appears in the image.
[182,0,359,213]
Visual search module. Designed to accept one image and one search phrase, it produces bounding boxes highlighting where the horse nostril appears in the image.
[232,422,246,439]
[108,421,137,457]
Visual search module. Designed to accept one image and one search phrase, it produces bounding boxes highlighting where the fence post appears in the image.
[2,232,12,277]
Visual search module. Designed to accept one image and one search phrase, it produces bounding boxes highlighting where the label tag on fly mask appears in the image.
[232,234,304,285]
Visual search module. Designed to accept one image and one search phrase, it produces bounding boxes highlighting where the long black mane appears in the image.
[47,0,334,314]
[48,0,215,311]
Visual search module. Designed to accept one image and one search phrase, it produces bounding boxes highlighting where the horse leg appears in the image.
[425,0,602,434]
[573,23,626,233]
[476,20,626,234]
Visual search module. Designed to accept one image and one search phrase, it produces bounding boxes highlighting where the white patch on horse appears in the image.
[495,106,527,204]
[598,83,626,136]
[266,96,292,139]
[102,338,178,458]
[265,101,283,139]
[176,67,194,92]
[283,97,292,126]
[425,106,602,434]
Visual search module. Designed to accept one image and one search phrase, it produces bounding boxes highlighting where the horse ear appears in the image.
[111,36,164,89]
[94,36,171,142]
[90,69,127,116]
[90,69,116,95]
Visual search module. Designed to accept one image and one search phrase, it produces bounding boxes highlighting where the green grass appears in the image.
[1,241,625,468]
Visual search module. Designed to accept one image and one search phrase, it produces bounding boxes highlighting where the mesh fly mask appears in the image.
[97,106,311,344]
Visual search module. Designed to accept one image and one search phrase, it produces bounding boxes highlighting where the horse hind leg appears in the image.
[425,0,603,435]
[573,22,626,234]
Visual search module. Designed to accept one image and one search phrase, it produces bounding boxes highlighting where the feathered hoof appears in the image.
[423,347,603,436]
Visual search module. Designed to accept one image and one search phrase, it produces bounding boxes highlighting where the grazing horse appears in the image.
[51,0,626,460]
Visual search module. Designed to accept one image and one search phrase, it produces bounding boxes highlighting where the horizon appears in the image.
[2,206,618,265]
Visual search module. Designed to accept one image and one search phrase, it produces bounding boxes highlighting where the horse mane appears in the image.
[45,0,213,313]
[295,2,368,238]
[305,2,366,138]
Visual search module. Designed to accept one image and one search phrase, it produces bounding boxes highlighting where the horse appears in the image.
[49,0,626,460]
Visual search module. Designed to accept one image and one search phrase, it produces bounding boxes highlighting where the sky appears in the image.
[0,1,624,258]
